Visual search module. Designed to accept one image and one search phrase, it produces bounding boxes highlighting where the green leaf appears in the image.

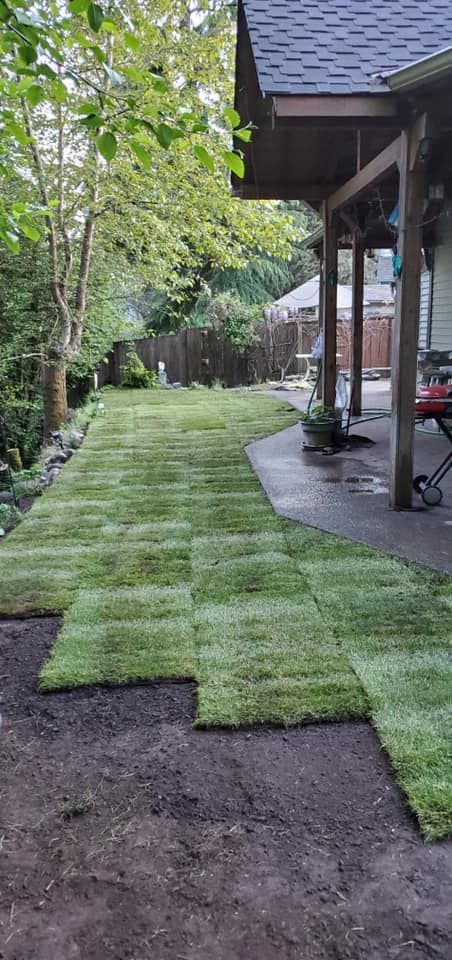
[224,107,241,130]
[194,145,215,173]
[192,121,208,134]
[96,131,117,161]
[0,2,10,23]
[155,123,185,150]
[89,44,106,63]
[11,77,34,94]
[87,2,104,32]
[76,101,100,115]
[17,44,38,65]
[130,140,151,171]
[122,66,145,84]
[69,0,91,12]
[150,73,168,94]
[234,127,252,143]
[125,117,139,133]
[20,222,40,242]
[6,120,33,145]
[12,202,27,216]
[2,231,20,254]
[124,31,139,53]
[50,80,68,103]
[26,84,45,107]
[79,113,103,128]
[223,150,245,179]
[37,63,57,80]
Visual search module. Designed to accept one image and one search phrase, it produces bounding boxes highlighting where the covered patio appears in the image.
[248,382,452,572]
[235,0,452,510]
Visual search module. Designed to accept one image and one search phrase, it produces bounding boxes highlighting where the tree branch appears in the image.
[56,71,73,293]
[22,99,71,354]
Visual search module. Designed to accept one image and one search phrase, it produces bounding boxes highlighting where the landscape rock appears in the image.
[47,451,68,466]
[46,468,61,484]
[68,431,84,449]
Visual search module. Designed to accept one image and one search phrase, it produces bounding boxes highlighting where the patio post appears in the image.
[317,256,324,398]
[322,203,338,409]
[351,235,364,415]
[390,127,424,509]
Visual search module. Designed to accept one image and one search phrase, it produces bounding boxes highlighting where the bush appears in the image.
[0,502,21,534]
[0,394,43,467]
[207,293,262,351]
[121,349,158,389]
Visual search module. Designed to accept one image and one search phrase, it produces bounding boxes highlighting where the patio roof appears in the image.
[235,1,452,205]
[241,0,452,96]
[234,1,452,508]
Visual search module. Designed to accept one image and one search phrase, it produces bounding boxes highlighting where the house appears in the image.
[234,0,452,507]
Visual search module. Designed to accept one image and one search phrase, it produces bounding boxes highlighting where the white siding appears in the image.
[418,268,431,348]
[430,215,452,350]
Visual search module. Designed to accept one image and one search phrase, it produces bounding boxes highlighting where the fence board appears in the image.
[98,317,392,389]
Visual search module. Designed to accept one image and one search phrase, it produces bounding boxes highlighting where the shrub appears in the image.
[0,502,21,533]
[121,349,157,389]
[0,394,43,467]
[207,293,261,351]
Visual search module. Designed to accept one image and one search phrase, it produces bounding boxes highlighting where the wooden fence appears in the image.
[97,316,391,389]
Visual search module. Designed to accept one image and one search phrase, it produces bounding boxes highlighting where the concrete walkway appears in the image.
[247,382,452,573]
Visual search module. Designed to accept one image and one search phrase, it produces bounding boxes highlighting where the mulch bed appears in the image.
[0,617,451,960]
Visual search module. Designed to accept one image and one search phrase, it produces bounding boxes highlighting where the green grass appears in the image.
[1,388,451,840]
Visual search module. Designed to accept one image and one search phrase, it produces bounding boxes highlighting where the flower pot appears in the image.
[300,419,335,450]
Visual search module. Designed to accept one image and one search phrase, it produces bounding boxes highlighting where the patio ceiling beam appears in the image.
[328,136,402,213]
[273,95,399,120]
[235,183,344,201]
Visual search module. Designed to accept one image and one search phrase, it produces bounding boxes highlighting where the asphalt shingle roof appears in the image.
[242,1,452,94]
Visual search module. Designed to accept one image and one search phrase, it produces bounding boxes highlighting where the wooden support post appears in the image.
[390,127,424,509]
[322,203,338,409]
[351,236,364,416]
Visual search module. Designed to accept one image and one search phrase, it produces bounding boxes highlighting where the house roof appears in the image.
[242,0,452,95]
[274,276,360,311]
[274,277,394,311]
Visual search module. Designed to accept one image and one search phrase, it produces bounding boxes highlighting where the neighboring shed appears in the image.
[273,276,357,315]
[362,284,394,317]
[273,277,393,319]
[234,0,452,507]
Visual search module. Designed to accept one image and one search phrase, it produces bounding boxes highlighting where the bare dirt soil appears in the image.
[0,617,451,960]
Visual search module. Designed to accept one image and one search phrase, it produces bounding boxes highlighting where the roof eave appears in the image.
[376,45,452,92]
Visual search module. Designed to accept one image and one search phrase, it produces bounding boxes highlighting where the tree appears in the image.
[0,0,256,432]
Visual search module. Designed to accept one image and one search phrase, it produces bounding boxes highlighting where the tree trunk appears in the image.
[42,358,68,436]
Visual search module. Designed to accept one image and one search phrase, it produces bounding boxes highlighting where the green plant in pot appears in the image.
[300,405,336,449]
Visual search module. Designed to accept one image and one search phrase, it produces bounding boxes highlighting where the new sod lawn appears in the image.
[0,389,451,840]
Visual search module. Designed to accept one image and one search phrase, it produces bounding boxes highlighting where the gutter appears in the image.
[302,226,324,250]
[374,46,452,92]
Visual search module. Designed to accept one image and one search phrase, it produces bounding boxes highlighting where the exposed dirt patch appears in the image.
[0,617,451,960]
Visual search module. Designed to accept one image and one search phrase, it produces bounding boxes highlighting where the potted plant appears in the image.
[299,405,336,449]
